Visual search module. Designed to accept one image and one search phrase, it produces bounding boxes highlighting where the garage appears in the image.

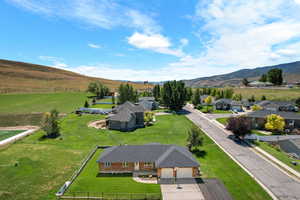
[161,168,174,178]
[176,168,193,178]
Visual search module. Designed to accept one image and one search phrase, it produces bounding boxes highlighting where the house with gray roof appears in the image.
[256,101,298,112]
[107,101,145,131]
[213,98,232,110]
[97,143,200,178]
[138,97,159,110]
[278,139,300,159]
[245,110,300,130]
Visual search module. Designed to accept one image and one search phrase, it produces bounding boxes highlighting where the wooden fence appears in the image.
[58,192,161,200]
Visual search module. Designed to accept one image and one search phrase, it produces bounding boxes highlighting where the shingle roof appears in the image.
[139,97,155,101]
[246,110,300,120]
[256,101,295,108]
[213,98,232,104]
[108,108,135,122]
[115,101,144,113]
[97,144,199,168]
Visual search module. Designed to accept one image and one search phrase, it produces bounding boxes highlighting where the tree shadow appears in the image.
[192,149,207,158]
[38,133,61,141]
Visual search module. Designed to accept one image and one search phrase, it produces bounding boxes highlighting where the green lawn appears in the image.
[0,114,271,200]
[0,130,24,141]
[198,105,232,114]
[216,117,229,125]
[252,141,300,173]
[66,150,160,196]
[0,92,90,114]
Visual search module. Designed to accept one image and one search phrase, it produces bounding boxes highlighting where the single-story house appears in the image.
[213,98,232,110]
[108,101,145,131]
[256,101,298,112]
[138,97,159,110]
[231,101,243,112]
[97,143,200,178]
[245,110,300,130]
[241,100,254,110]
[278,139,300,159]
[248,81,274,87]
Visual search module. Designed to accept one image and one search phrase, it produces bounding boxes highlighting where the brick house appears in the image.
[97,143,200,178]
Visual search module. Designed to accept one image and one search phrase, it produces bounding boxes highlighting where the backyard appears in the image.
[0,114,271,200]
[0,130,24,141]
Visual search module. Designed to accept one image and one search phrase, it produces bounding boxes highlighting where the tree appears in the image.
[144,111,154,126]
[267,68,283,85]
[259,74,268,82]
[87,81,110,98]
[186,126,203,152]
[261,95,267,100]
[84,100,89,108]
[161,80,187,111]
[112,94,115,104]
[204,96,213,112]
[248,95,256,102]
[117,83,138,104]
[252,104,262,111]
[186,87,193,101]
[265,114,285,133]
[295,97,300,108]
[224,88,234,99]
[41,109,60,138]
[232,94,242,101]
[242,78,249,86]
[153,84,161,101]
[192,88,201,106]
[226,116,251,138]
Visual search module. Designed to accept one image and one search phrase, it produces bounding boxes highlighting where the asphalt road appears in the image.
[185,105,300,200]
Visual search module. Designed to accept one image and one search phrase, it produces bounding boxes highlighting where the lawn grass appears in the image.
[0,114,271,200]
[216,117,229,125]
[198,105,232,114]
[66,150,160,196]
[252,141,300,173]
[0,130,24,141]
[0,92,90,114]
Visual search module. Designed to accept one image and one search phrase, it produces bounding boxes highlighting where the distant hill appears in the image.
[183,61,300,87]
[0,59,146,93]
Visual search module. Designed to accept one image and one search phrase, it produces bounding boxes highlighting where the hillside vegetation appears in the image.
[184,61,300,87]
[0,59,146,93]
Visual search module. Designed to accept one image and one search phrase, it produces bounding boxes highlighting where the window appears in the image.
[104,162,111,167]
[122,162,128,168]
[144,162,153,167]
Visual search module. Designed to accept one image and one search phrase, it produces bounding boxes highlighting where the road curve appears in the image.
[184,106,300,200]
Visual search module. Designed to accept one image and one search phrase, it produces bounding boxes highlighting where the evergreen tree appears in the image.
[261,95,267,100]
[41,109,60,138]
[259,74,268,82]
[84,100,89,108]
[161,80,187,110]
[117,83,138,104]
[242,78,249,86]
[267,68,283,85]
[192,88,201,106]
[153,84,161,101]
[87,81,110,98]
[186,87,193,101]
[186,126,203,152]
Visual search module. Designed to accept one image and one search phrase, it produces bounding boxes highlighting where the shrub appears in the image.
[144,111,154,126]
[187,126,203,151]
[41,109,60,138]
[226,116,251,138]
[265,114,285,133]
[252,104,262,111]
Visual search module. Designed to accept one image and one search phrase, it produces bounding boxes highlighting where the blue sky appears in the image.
[2,0,300,81]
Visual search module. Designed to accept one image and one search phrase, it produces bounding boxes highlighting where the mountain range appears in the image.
[183,61,300,87]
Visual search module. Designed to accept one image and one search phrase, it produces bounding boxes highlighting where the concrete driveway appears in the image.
[160,179,204,200]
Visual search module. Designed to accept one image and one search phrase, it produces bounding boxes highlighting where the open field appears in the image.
[0,130,24,141]
[233,88,300,101]
[0,114,271,200]
[0,59,147,93]
[0,92,89,114]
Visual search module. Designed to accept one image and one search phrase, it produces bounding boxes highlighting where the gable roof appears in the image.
[213,98,232,105]
[256,101,295,108]
[114,101,145,113]
[246,110,300,120]
[97,144,199,168]
[108,108,135,122]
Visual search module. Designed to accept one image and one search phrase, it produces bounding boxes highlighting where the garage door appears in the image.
[161,168,174,178]
[177,168,193,178]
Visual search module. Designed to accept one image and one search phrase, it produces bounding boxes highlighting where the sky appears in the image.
[2,0,300,81]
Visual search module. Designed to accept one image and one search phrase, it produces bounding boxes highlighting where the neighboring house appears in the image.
[248,81,274,87]
[256,101,299,112]
[245,110,300,130]
[138,97,159,110]
[107,101,145,131]
[278,139,300,159]
[97,143,200,178]
[213,99,232,110]
[241,100,254,110]
[231,101,243,112]
[76,108,112,114]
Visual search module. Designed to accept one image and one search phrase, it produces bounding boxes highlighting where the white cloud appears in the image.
[88,43,101,49]
[180,38,189,47]
[38,56,68,69]
[127,32,183,57]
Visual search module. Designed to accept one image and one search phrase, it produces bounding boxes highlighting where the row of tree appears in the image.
[243,68,283,86]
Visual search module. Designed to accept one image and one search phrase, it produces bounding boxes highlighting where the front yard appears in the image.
[0,114,271,200]
[198,105,232,114]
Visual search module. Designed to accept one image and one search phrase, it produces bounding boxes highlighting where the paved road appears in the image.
[185,106,300,200]
[161,179,204,200]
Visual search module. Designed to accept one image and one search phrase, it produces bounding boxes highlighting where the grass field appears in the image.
[0,130,24,141]
[0,114,271,200]
[216,117,229,125]
[233,88,300,101]
[198,105,232,114]
[0,92,89,114]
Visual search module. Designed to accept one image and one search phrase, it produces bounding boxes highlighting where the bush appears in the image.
[226,116,251,138]
[252,104,262,111]
[265,114,285,133]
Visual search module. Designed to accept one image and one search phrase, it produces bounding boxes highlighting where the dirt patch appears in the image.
[88,120,107,129]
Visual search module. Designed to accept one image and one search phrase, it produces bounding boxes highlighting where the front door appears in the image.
[134,162,139,170]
